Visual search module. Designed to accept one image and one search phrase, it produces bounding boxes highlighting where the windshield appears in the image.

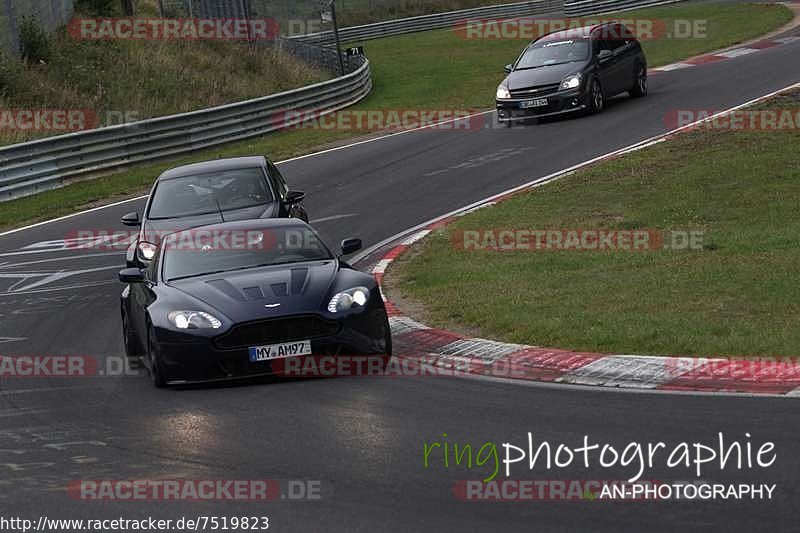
[148,167,274,219]
[516,39,589,69]
[162,225,334,281]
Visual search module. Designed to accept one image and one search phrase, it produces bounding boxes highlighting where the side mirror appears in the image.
[340,238,362,256]
[598,49,613,61]
[285,190,305,205]
[504,64,513,74]
[118,268,145,283]
[121,211,141,227]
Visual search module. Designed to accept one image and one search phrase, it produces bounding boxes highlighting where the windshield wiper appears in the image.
[167,269,231,281]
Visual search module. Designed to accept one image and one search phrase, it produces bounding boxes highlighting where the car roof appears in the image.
[538,22,619,42]
[157,156,268,181]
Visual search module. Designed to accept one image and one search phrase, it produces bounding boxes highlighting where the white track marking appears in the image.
[309,213,359,224]
[370,259,392,275]
[401,230,431,246]
[715,48,759,58]
[387,316,430,334]
[656,62,695,71]
[559,356,702,389]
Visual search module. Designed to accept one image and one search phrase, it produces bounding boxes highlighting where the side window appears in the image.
[267,161,289,199]
[595,37,613,56]
[613,24,633,50]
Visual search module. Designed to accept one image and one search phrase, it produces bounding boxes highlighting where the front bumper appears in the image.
[496,86,587,122]
[152,309,390,384]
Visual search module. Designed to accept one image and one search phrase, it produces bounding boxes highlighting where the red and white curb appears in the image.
[649,36,800,74]
[369,81,800,398]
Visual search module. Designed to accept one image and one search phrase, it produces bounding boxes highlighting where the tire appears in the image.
[384,317,393,357]
[630,63,647,98]
[588,78,604,114]
[121,305,142,369]
[146,326,167,389]
[496,115,512,128]
[290,205,309,223]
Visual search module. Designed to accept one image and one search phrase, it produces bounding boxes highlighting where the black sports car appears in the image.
[122,156,308,268]
[119,219,391,387]
[495,21,647,124]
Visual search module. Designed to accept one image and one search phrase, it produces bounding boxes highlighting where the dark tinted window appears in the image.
[516,39,589,69]
[162,225,333,281]
[148,167,274,219]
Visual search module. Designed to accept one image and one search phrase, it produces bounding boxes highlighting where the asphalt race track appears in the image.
[0,28,798,531]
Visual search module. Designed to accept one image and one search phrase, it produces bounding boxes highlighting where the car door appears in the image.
[610,23,637,93]
[594,36,619,95]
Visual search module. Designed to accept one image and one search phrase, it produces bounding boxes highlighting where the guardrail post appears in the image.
[3,0,20,56]
[330,0,346,76]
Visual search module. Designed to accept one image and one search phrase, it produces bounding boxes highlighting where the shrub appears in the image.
[19,17,51,64]
[75,0,118,16]
[0,50,24,95]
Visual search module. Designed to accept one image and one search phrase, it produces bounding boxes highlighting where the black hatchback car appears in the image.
[122,156,308,268]
[496,22,647,124]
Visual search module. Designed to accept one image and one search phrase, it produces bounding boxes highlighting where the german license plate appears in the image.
[249,340,312,362]
[520,98,548,108]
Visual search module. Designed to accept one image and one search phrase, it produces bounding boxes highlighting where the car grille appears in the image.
[214,315,341,349]
[509,83,561,99]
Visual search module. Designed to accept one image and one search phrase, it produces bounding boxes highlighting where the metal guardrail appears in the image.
[293,0,565,45]
[564,0,683,17]
[0,50,371,201]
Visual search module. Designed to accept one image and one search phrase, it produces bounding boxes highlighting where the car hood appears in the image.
[506,63,583,90]
[168,260,339,323]
[142,203,279,244]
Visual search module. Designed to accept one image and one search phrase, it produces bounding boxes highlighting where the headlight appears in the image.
[137,241,157,261]
[327,287,370,313]
[496,85,511,99]
[560,74,582,90]
[168,311,222,330]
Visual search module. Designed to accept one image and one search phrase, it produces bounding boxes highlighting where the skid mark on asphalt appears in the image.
[424,147,534,177]
[0,265,122,294]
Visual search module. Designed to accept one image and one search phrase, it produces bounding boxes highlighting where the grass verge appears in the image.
[388,89,800,357]
[0,9,327,146]
[0,2,792,232]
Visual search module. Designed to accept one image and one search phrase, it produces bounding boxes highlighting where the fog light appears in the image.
[571,98,579,107]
